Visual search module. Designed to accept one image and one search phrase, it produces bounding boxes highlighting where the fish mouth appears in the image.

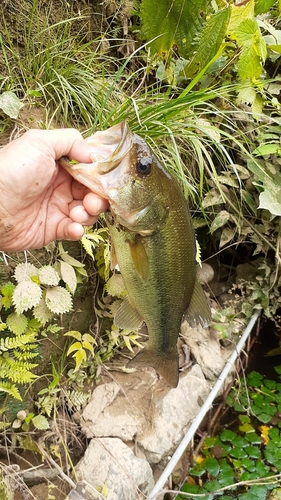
[59,122,133,198]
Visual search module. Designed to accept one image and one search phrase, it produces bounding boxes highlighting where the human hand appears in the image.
[0,128,108,252]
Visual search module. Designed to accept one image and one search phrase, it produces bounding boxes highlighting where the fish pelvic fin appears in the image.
[127,346,179,388]
[114,296,143,331]
[184,279,212,328]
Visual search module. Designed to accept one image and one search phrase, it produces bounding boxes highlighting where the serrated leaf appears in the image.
[0,91,23,118]
[6,313,28,335]
[186,7,231,76]
[33,297,55,326]
[45,286,72,314]
[60,261,77,294]
[38,266,60,286]
[14,263,39,282]
[13,281,42,314]
[81,236,95,258]
[105,274,126,297]
[32,414,50,430]
[210,210,230,233]
[228,0,255,33]
[140,0,207,59]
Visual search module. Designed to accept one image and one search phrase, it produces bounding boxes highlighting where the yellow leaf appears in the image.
[259,424,270,445]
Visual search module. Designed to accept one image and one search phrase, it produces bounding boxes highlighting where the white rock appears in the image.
[82,364,210,465]
[75,437,154,500]
[137,364,210,463]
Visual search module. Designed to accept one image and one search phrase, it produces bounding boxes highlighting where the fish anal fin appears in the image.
[114,296,143,330]
[128,237,149,281]
[127,346,179,388]
[184,280,211,328]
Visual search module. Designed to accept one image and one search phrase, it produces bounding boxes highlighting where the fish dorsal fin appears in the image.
[128,237,149,281]
[184,280,211,328]
[114,296,143,330]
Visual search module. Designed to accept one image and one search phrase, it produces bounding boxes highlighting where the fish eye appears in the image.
[136,158,151,176]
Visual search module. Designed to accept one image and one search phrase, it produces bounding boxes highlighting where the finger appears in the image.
[83,192,109,216]
[69,203,99,225]
[56,219,85,241]
[40,129,93,163]
[71,179,89,200]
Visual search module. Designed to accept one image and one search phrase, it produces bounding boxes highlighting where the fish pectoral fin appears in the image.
[128,237,149,281]
[184,279,212,328]
[114,296,143,330]
[127,346,179,388]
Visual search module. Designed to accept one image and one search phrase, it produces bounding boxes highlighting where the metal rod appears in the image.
[148,311,260,500]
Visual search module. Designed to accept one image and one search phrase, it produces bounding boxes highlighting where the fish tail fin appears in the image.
[127,347,179,388]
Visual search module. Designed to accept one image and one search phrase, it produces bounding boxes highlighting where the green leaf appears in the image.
[73,349,87,371]
[210,210,230,234]
[253,144,281,156]
[64,330,82,341]
[186,7,231,76]
[6,313,28,335]
[220,429,237,442]
[255,0,276,15]
[66,342,82,355]
[229,447,248,459]
[32,414,50,430]
[82,341,95,354]
[244,445,261,458]
[204,457,220,477]
[140,0,207,59]
[0,91,23,118]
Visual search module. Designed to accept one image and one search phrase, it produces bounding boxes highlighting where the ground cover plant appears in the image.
[176,368,281,499]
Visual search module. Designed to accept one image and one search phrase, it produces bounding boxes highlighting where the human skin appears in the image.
[0,128,108,252]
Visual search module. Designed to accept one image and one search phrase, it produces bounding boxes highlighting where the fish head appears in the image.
[60,122,172,231]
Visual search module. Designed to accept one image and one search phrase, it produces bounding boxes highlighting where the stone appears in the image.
[75,437,154,500]
[137,364,210,463]
[82,364,211,465]
[181,322,226,379]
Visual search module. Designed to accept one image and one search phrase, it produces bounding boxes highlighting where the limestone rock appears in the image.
[82,365,210,464]
[75,437,154,500]
[181,322,225,379]
[82,370,158,441]
[137,364,210,463]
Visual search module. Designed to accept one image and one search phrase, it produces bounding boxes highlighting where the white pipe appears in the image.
[148,311,260,500]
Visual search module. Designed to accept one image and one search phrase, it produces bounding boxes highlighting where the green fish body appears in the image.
[60,122,211,387]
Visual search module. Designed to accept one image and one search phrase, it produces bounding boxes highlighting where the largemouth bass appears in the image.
[60,122,211,388]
